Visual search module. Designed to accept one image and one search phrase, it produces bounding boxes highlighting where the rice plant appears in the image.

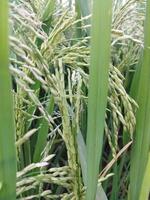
[129,0,150,199]
[0,0,149,199]
[0,1,16,199]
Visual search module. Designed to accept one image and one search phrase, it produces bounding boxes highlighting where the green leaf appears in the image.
[0,1,16,199]
[41,0,55,22]
[75,0,90,18]
[77,131,108,200]
[139,153,150,200]
[33,96,54,162]
[75,0,91,36]
[129,0,150,199]
[86,0,112,199]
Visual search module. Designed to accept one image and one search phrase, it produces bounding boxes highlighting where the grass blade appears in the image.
[77,130,108,200]
[86,0,112,199]
[139,153,150,200]
[33,96,54,162]
[129,0,150,199]
[41,0,55,22]
[75,0,91,35]
[0,1,16,199]
[75,0,90,18]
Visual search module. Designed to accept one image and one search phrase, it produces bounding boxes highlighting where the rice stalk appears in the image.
[129,0,150,199]
[139,153,150,200]
[0,1,16,199]
[86,0,112,200]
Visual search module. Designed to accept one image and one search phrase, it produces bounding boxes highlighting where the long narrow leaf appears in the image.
[0,1,16,199]
[75,0,90,18]
[33,97,54,162]
[86,1,112,200]
[139,153,150,200]
[75,0,91,35]
[129,0,150,199]
[77,131,108,200]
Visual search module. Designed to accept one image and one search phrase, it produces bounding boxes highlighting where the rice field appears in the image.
[0,0,150,199]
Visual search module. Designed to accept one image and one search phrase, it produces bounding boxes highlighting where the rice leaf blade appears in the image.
[139,153,150,200]
[86,1,112,199]
[129,0,150,199]
[0,1,16,199]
